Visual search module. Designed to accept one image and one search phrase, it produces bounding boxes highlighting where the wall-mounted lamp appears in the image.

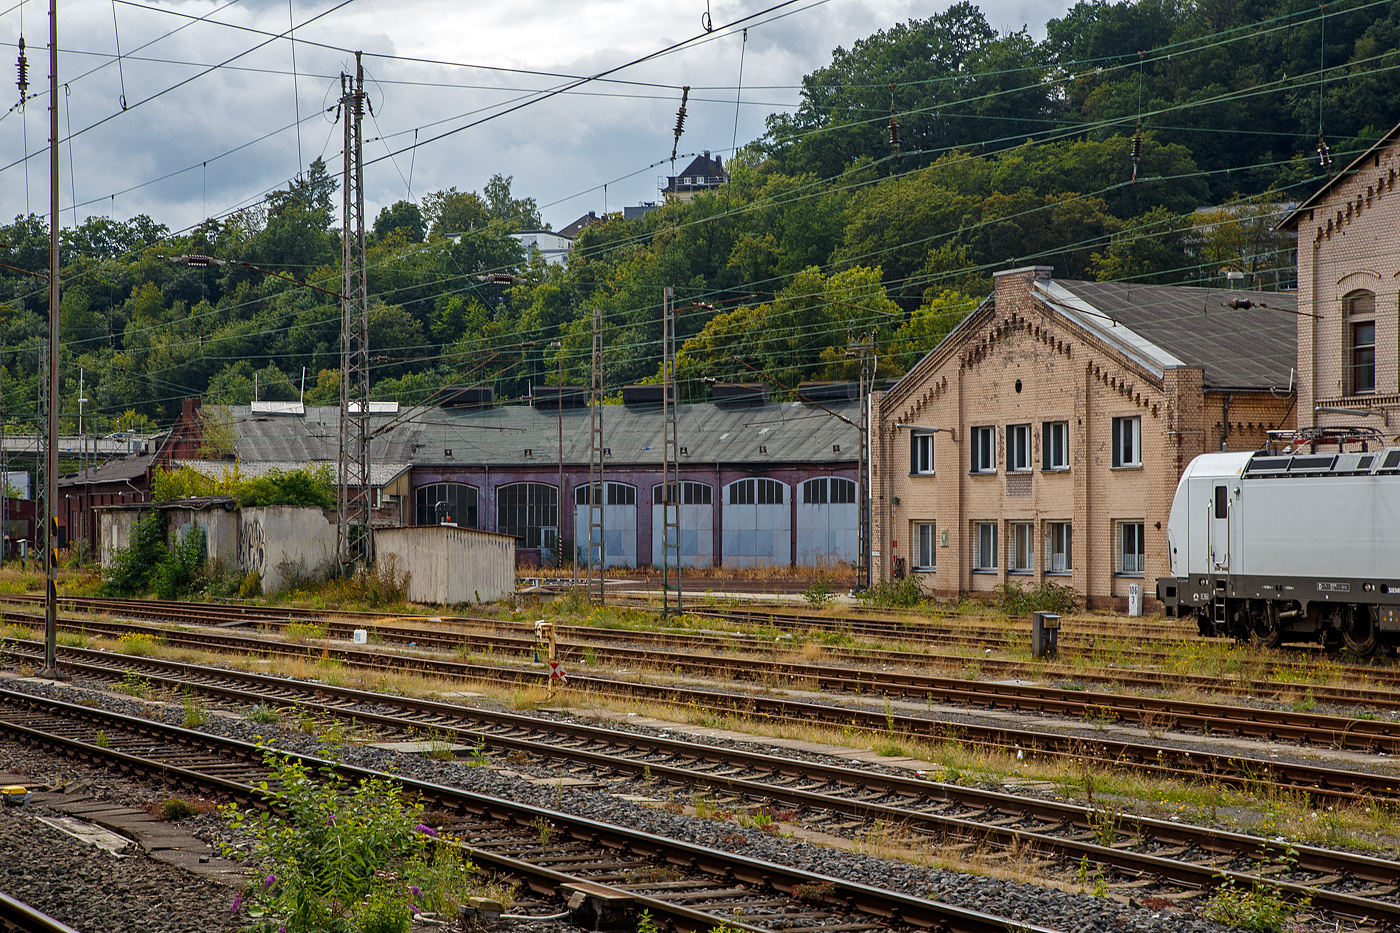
[894,423,957,442]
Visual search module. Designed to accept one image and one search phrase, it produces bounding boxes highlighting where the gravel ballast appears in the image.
[0,674,1249,933]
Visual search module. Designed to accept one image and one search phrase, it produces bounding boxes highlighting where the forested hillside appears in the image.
[1,0,1396,431]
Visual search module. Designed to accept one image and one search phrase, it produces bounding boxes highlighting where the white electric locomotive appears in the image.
[1155,444,1400,657]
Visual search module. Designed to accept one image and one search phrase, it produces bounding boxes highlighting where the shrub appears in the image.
[222,749,426,932]
[857,577,923,608]
[158,797,199,821]
[100,510,168,596]
[154,524,207,599]
[238,570,263,598]
[1204,876,1305,933]
[152,463,336,509]
[802,579,835,606]
[994,580,1079,615]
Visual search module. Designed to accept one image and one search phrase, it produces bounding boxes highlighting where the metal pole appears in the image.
[588,308,605,605]
[337,53,372,574]
[552,342,563,575]
[661,287,681,615]
[42,0,59,677]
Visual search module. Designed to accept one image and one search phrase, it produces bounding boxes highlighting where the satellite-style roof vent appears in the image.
[711,383,768,407]
[439,385,495,409]
[621,384,673,407]
[797,382,858,403]
[532,385,588,410]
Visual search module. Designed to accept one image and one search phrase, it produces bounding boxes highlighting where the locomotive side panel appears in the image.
[1240,474,1400,580]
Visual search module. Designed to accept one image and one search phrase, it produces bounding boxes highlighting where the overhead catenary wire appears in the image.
[0,7,1377,406]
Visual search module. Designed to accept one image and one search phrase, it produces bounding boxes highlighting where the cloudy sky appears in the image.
[0,0,1075,234]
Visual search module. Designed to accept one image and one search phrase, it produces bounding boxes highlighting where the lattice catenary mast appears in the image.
[337,52,372,573]
[661,287,682,615]
[587,307,606,605]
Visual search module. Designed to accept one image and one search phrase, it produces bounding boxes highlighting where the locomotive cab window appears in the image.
[1214,485,1228,519]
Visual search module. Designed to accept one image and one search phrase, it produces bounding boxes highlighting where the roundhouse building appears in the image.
[165,386,860,570]
[870,267,1298,609]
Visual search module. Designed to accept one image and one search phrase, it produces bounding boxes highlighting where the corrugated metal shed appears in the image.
[214,400,860,468]
[1047,280,1297,391]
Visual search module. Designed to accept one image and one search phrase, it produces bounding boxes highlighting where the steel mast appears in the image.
[337,52,371,574]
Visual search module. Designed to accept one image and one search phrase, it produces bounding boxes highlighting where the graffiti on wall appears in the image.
[243,514,267,579]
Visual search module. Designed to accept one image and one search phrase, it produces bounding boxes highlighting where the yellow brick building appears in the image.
[870,267,1297,609]
[1282,122,1400,432]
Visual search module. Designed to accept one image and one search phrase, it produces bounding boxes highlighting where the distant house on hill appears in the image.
[662,152,727,202]
[510,229,573,266]
[557,211,600,239]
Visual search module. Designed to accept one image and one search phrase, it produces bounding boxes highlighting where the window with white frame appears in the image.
[1345,290,1377,394]
[910,433,934,474]
[970,426,996,473]
[1116,521,1145,575]
[1042,421,1069,471]
[914,522,936,571]
[1009,522,1034,573]
[1112,416,1142,468]
[1045,522,1072,573]
[1006,424,1031,472]
[972,522,998,571]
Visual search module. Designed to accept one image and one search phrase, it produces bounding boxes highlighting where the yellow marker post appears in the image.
[534,620,562,698]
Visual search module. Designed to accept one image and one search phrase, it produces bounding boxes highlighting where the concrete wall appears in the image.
[168,508,240,570]
[241,506,337,594]
[1294,144,1400,428]
[871,268,1294,609]
[374,525,515,605]
[99,510,139,567]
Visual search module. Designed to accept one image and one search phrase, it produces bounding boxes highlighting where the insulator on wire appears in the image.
[16,38,27,96]
[670,86,690,161]
[887,116,900,152]
[1130,120,1143,182]
[1317,133,1333,170]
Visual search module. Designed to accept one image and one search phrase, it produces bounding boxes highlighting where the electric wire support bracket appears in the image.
[661,287,682,617]
[587,308,606,605]
[337,51,373,575]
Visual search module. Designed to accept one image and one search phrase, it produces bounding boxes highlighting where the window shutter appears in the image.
[1111,418,1122,467]
[971,524,979,568]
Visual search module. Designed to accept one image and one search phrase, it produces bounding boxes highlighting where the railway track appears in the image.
[10,645,1400,925]
[8,604,1399,758]
[0,686,1056,933]
[4,625,1398,808]
[12,593,1400,708]
[0,893,81,933]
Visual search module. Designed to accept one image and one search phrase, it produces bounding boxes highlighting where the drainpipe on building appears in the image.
[714,461,722,570]
[1220,393,1233,451]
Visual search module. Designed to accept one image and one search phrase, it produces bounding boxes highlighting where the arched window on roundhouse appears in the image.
[414,483,478,528]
